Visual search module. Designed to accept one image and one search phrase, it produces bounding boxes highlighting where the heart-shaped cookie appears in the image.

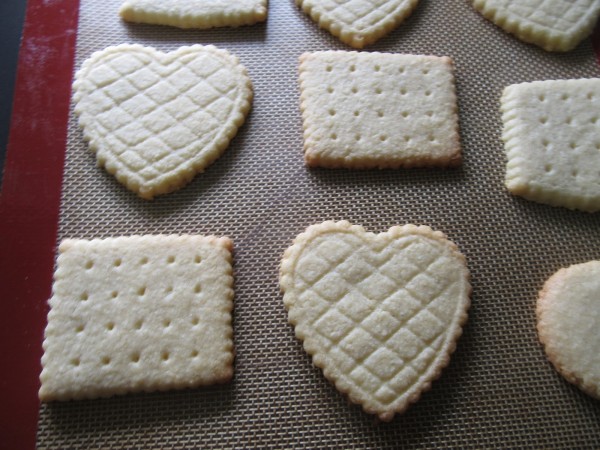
[73,44,253,199]
[297,0,420,48]
[471,0,600,52]
[280,221,470,421]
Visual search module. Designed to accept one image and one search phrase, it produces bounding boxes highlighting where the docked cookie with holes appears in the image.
[297,0,419,48]
[501,78,600,212]
[280,221,471,421]
[119,0,267,29]
[73,44,253,199]
[471,0,600,52]
[298,51,462,169]
[39,235,234,401]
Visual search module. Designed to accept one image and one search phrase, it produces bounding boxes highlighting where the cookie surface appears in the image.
[297,0,419,48]
[299,51,461,169]
[472,0,600,52]
[501,78,600,212]
[537,261,600,399]
[39,235,235,401]
[280,221,470,420]
[73,44,253,199]
[120,0,267,29]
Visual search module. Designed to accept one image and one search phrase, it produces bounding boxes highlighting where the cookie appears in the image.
[537,261,600,399]
[298,51,461,169]
[280,221,471,420]
[471,0,600,52]
[73,44,253,199]
[297,0,419,48]
[39,235,235,401]
[119,0,267,29]
[501,78,600,212]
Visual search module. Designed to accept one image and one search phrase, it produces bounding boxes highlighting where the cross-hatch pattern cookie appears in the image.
[501,78,600,212]
[299,51,461,169]
[73,44,253,200]
[119,0,267,29]
[471,0,600,52]
[39,235,235,402]
[537,261,600,399]
[297,0,419,48]
[280,221,471,421]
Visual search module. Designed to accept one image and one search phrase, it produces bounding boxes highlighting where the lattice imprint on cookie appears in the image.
[471,0,600,52]
[501,78,600,212]
[297,0,420,48]
[39,235,234,401]
[280,221,471,421]
[119,0,267,29]
[298,51,462,169]
[73,44,253,200]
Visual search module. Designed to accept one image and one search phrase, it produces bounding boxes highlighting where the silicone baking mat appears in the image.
[35,0,600,447]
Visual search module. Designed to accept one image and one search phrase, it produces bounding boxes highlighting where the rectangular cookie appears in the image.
[502,78,600,212]
[120,0,267,29]
[299,51,462,169]
[39,234,234,401]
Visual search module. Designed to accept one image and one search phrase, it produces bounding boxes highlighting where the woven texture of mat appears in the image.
[37,0,600,447]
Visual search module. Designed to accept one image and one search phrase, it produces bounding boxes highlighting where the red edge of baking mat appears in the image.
[0,6,598,448]
[0,0,79,448]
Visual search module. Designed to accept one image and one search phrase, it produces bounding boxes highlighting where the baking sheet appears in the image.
[37,0,600,447]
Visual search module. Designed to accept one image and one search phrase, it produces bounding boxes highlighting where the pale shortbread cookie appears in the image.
[73,44,253,199]
[537,261,600,399]
[39,235,234,401]
[299,51,461,169]
[120,0,267,29]
[501,78,600,212]
[297,0,419,48]
[472,0,600,52]
[280,221,470,421]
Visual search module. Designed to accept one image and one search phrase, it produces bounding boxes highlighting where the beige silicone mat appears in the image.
[37,0,600,447]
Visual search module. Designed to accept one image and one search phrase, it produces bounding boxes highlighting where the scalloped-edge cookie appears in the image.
[119,0,267,29]
[280,221,471,421]
[73,44,253,199]
[39,234,235,401]
[501,78,600,212]
[298,0,419,48]
[299,51,461,169]
[471,0,600,52]
[537,261,600,399]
